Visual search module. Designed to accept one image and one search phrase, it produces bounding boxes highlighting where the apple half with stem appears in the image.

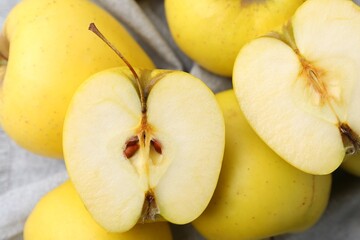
[233,0,360,175]
[63,23,225,232]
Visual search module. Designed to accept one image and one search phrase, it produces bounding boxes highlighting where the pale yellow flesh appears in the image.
[0,0,154,158]
[165,0,304,76]
[192,90,331,240]
[64,69,144,232]
[233,0,360,174]
[64,68,225,232]
[24,181,173,240]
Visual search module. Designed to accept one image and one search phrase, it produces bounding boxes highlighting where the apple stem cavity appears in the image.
[267,22,297,52]
[88,23,147,113]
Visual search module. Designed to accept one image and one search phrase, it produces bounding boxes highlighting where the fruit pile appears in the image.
[0,0,359,239]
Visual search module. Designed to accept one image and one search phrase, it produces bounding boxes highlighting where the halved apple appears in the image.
[63,65,225,232]
[233,0,360,175]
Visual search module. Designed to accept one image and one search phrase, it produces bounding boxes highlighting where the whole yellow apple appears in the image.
[24,180,173,240]
[0,0,154,158]
[165,0,304,77]
[192,90,332,240]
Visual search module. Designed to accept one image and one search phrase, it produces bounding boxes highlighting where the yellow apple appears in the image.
[165,0,304,77]
[0,0,154,159]
[192,90,332,240]
[24,180,173,240]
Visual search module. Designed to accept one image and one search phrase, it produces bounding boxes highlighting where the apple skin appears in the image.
[165,0,304,77]
[24,180,173,240]
[341,154,360,177]
[0,0,154,159]
[192,90,332,240]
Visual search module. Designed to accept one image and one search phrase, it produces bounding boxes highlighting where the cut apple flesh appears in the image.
[233,0,360,175]
[63,67,225,232]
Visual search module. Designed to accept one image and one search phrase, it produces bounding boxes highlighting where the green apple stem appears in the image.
[88,23,146,114]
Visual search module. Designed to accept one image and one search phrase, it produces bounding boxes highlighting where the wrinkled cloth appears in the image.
[1,0,360,240]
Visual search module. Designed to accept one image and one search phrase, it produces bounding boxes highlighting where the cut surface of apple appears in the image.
[63,67,225,232]
[233,0,360,175]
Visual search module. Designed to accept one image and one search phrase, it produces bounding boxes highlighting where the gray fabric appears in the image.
[1,0,360,240]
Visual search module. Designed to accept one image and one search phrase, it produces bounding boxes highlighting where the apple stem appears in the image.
[88,23,146,113]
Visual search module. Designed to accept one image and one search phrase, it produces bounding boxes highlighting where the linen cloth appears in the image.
[0,0,360,239]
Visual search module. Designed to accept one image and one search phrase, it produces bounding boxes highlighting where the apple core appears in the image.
[280,25,360,160]
[122,108,166,222]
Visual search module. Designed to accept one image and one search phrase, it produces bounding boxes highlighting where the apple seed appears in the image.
[124,136,140,158]
[151,139,162,154]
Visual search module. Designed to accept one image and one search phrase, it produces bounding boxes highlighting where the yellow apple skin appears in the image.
[24,181,173,240]
[341,154,360,177]
[192,90,332,240]
[165,0,304,77]
[0,0,154,159]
